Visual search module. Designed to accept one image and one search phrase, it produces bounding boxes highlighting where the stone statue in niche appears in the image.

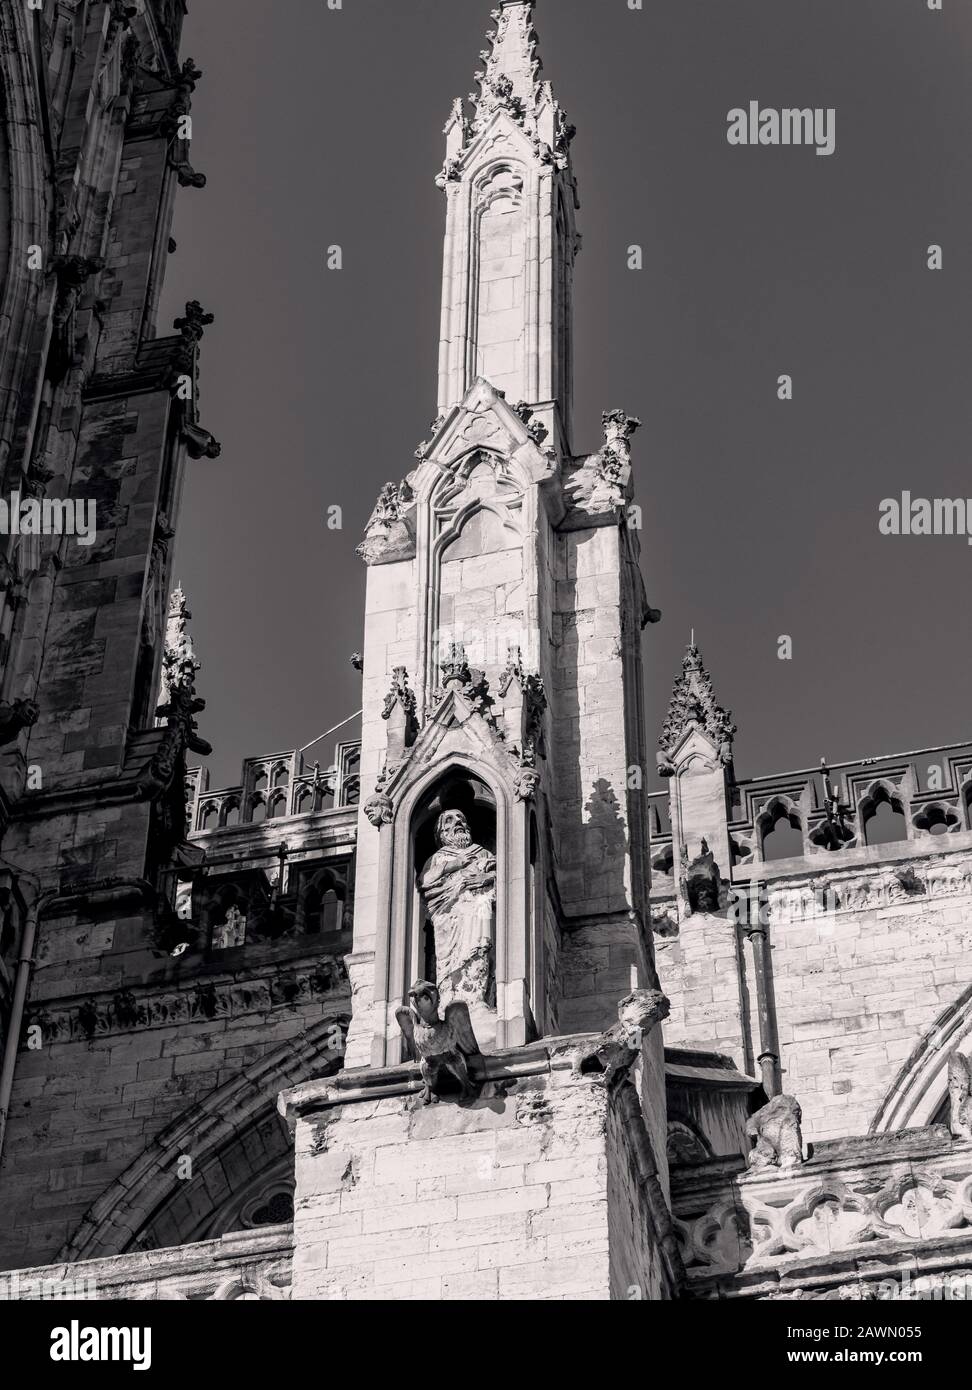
[418,810,496,1011]
[212,905,246,950]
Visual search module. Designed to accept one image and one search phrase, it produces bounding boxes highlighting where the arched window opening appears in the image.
[221,800,241,828]
[412,771,496,1004]
[252,769,268,792]
[341,748,361,806]
[862,788,907,847]
[760,806,804,862]
[267,793,286,821]
[249,797,267,826]
[200,803,218,831]
[302,883,341,936]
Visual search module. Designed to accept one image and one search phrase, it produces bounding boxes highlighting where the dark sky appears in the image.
[160,0,972,791]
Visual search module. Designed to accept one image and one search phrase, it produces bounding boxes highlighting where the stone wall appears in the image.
[0,975,347,1271]
[281,1042,679,1301]
[654,911,748,1064]
[657,844,972,1143]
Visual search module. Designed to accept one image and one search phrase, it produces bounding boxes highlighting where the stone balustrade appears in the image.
[650,740,972,885]
[186,740,361,833]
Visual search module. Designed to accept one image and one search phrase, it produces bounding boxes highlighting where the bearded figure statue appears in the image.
[418,809,496,1014]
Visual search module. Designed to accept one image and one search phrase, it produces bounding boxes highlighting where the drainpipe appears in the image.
[744,887,782,1097]
[0,872,53,1167]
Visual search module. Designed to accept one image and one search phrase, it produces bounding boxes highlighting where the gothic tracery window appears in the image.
[759,803,804,861]
[861,786,908,846]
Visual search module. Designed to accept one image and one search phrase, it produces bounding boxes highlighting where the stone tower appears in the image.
[346,0,661,1070]
[0,1,223,1271]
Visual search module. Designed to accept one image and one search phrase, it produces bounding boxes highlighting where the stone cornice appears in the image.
[279,1036,592,1125]
[27,957,350,1045]
[3,1223,293,1303]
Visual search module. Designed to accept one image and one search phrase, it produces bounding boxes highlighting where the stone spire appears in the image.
[436,0,579,434]
[657,643,736,775]
[466,1,575,153]
[471,2,545,134]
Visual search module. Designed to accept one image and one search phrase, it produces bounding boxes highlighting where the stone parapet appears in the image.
[673,1125,972,1299]
[0,1225,293,1302]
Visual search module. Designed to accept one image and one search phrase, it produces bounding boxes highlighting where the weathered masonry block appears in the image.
[280,1042,681,1301]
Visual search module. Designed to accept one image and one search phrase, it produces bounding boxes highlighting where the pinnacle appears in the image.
[474,1,544,122]
[658,641,736,768]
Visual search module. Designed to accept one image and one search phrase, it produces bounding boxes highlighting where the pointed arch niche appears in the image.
[369,743,540,1066]
[412,770,497,998]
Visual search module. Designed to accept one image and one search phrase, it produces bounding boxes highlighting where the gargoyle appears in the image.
[570,988,670,1086]
[396,979,482,1105]
[746,1093,804,1171]
[947,1051,972,1141]
[0,698,39,746]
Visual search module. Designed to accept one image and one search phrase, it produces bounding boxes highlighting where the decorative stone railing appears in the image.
[649,739,972,891]
[673,1127,972,1299]
[187,740,361,835]
[0,1225,293,1301]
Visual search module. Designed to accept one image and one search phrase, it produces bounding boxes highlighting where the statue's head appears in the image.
[408,979,440,1022]
[436,809,472,849]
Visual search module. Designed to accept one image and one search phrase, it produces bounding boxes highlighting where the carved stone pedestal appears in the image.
[279,1040,682,1301]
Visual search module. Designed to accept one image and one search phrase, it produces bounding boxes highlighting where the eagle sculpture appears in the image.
[395,980,482,1105]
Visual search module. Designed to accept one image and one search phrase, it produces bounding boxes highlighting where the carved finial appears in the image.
[382,667,417,722]
[157,585,198,710]
[469,0,567,152]
[658,642,735,770]
[150,586,211,801]
[357,479,416,566]
[174,300,213,345]
[601,409,641,456]
[439,642,471,690]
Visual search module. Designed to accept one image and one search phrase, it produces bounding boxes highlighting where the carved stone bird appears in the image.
[395,980,481,1105]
